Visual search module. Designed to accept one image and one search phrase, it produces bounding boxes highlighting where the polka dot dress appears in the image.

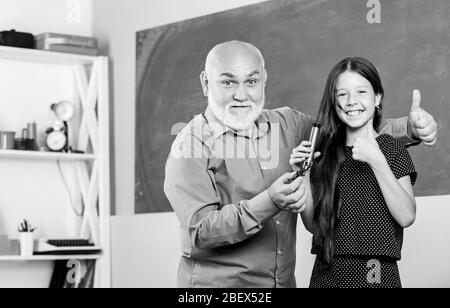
[310,134,417,288]
[310,256,402,288]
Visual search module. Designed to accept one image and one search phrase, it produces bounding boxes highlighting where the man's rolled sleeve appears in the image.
[242,189,280,223]
[379,117,421,147]
[164,134,278,253]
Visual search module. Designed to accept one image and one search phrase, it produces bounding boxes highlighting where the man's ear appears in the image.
[200,71,208,96]
[264,69,268,85]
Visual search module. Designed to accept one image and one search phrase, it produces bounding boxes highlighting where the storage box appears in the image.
[0,29,35,48]
[35,32,98,56]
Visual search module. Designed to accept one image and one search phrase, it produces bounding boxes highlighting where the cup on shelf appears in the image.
[19,232,34,257]
[0,131,15,150]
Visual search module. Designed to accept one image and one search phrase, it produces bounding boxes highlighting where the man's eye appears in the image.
[222,80,233,86]
[247,79,258,86]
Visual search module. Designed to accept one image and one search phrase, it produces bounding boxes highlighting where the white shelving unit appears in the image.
[0,46,111,288]
[0,149,97,161]
[0,45,97,65]
[0,255,103,261]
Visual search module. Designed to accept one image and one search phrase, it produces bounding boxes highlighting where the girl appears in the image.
[290,57,417,288]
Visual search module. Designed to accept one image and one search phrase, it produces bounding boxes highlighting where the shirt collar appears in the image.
[254,111,270,139]
[204,106,270,140]
[204,107,232,139]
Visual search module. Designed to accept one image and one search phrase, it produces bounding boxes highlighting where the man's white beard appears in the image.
[208,92,264,131]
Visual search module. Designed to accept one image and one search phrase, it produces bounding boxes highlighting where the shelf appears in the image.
[0,149,97,161]
[0,254,102,261]
[0,47,111,286]
[0,46,99,66]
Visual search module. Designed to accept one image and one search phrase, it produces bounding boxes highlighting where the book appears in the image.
[35,33,99,56]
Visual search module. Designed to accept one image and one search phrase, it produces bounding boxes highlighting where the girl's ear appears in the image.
[375,94,382,107]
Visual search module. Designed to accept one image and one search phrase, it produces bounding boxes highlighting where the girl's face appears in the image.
[334,70,381,130]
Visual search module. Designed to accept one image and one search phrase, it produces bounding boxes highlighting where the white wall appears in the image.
[0,0,92,288]
[111,212,180,288]
[398,195,450,288]
[0,0,92,37]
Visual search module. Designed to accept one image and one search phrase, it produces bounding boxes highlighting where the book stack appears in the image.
[35,32,98,56]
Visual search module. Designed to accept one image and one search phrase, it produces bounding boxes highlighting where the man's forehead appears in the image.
[206,42,264,77]
[209,53,263,77]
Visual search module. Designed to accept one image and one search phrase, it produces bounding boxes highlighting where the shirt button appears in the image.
[276,220,280,225]
[278,250,284,255]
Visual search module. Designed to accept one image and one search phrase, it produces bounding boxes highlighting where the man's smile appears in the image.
[230,105,251,108]
[229,105,253,113]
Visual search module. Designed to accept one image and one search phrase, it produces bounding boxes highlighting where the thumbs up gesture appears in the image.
[408,89,438,146]
[352,125,383,167]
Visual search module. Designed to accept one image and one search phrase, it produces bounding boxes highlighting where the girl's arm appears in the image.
[352,128,416,228]
[369,159,416,227]
[300,171,315,233]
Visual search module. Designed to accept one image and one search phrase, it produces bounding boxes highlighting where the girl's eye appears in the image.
[358,90,367,94]
[337,93,347,97]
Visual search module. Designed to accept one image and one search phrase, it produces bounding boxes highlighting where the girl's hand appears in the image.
[290,141,321,171]
[352,126,383,166]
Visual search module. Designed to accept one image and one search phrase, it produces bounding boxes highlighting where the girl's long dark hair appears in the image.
[312,57,384,265]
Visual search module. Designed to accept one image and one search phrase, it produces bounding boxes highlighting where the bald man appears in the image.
[164,41,438,288]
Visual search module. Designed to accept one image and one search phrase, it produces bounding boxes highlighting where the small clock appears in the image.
[45,121,68,152]
[46,131,67,152]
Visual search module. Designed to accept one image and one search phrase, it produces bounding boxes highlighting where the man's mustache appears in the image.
[226,102,257,109]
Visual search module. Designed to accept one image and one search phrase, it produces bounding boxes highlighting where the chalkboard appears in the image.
[136,0,450,213]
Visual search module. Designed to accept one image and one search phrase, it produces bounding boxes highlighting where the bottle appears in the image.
[14,128,28,150]
[26,122,38,151]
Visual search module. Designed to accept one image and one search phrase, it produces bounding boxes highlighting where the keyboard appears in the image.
[34,238,101,255]
[47,239,94,247]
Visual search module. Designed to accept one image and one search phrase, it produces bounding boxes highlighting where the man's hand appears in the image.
[408,89,438,146]
[352,126,384,167]
[268,172,307,213]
